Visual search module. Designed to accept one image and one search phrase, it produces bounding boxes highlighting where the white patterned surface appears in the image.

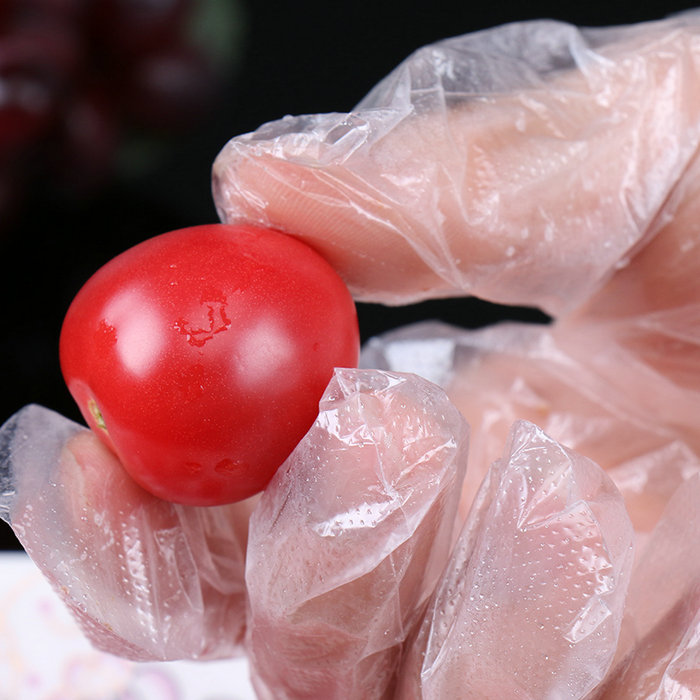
[0,552,256,700]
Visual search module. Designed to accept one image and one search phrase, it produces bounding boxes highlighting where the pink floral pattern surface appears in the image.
[0,552,255,700]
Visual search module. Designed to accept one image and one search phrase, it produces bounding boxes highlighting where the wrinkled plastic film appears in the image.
[596,473,700,698]
[213,14,700,315]
[0,405,251,662]
[245,368,469,699]
[1,404,81,525]
[362,317,700,694]
[361,319,700,530]
[398,420,634,699]
[3,324,699,694]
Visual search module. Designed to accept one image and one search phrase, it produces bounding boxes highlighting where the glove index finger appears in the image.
[213,14,700,317]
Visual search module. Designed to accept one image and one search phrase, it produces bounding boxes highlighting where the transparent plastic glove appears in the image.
[364,321,700,697]
[0,373,635,699]
[213,12,700,316]
[596,473,700,698]
[0,369,469,689]
[0,404,253,661]
[245,369,468,699]
[398,421,634,699]
[362,319,700,534]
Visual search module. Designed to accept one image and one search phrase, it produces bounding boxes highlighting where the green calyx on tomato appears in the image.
[87,398,108,433]
[60,223,360,506]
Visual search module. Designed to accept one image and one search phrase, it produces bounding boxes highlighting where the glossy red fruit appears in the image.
[60,224,360,506]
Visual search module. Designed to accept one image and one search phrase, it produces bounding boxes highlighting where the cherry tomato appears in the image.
[59,224,359,506]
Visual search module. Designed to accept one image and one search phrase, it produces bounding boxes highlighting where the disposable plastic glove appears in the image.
[4,12,700,699]
[213,11,700,317]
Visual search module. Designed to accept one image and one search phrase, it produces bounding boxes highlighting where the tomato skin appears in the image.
[59,224,360,506]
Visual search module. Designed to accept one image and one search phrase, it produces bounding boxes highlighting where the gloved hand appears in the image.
[3,12,700,699]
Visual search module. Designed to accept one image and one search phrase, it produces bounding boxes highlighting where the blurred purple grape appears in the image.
[0,0,241,230]
[0,31,68,157]
[124,44,216,130]
[52,85,119,193]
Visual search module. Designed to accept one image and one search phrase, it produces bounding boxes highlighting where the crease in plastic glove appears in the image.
[606,441,700,558]
[0,404,253,661]
[361,319,700,530]
[596,472,700,698]
[397,420,634,699]
[245,368,468,700]
[212,13,700,315]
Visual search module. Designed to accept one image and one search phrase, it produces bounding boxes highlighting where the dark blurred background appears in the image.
[0,0,697,549]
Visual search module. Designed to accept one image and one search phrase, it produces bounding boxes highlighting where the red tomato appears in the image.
[60,224,359,506]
